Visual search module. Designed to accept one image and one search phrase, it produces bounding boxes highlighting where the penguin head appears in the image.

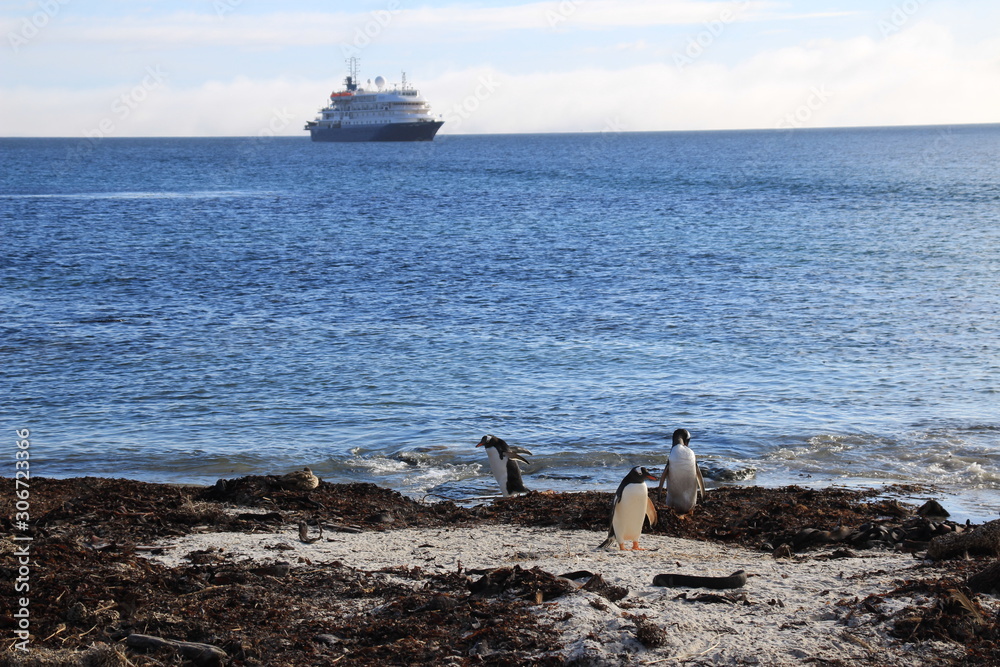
[476,434,507,451]
[627,466,658,482]
[671,428,692,448]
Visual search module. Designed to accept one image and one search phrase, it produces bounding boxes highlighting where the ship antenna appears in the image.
[401,71,407,90]
[344,56,360,92]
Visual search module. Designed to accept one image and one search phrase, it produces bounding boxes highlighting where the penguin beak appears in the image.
[644,471,657,481]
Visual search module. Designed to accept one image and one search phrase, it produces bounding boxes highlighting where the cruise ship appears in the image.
[305,59,444,142]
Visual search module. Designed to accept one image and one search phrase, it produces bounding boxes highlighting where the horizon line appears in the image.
[3,121,998,141]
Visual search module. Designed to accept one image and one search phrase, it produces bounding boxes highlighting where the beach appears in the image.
[3,476,999,666]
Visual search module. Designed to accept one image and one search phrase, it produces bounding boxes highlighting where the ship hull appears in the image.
[309,121,443,143]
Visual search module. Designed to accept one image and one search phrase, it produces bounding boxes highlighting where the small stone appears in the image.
[917,499,950,519]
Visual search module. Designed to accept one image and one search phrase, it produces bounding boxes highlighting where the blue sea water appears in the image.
[2,126,999,521]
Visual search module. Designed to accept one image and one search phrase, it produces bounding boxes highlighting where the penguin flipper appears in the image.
[646,497,658,528]
[696,465,706,500]
[597,532,616,549]
[507,452,530,465]
[509,446,533,456]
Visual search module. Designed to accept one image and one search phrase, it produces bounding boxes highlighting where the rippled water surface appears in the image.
[2,126,999,520]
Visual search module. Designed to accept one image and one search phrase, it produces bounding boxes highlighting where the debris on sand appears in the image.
[2,476,998,666]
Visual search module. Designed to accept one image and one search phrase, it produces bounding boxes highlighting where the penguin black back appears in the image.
[476,434,531,496]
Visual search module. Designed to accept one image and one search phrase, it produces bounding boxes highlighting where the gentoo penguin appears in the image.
[598,466,658,550]
[475,434,532,496]
[656,428,706,515]
[276,467,320,491]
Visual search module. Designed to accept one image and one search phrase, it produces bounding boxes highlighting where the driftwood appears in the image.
[126,633,227,667]
[928,519,1000,560]
[652,570,748,589]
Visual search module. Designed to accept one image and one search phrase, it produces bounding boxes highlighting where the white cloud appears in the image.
[0,1,824,49]
[432,20,1000,133]
[0,76,319,137]
[1,16,996,137]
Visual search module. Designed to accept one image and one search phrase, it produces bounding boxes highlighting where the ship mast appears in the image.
[345,57,360,92]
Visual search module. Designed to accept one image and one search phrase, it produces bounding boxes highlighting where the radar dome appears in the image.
[374,75,386,90]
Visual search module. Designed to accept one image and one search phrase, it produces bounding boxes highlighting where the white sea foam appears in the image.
[338,451,483,497]
[0,190,268,200]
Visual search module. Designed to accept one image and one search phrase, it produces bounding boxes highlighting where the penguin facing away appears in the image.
[656,428,706,515]
[475,434,532,496]
[598,466,658,550]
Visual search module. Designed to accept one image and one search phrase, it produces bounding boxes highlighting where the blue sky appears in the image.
[1,0,997,136]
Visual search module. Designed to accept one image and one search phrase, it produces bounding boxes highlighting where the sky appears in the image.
[0,0,998,136]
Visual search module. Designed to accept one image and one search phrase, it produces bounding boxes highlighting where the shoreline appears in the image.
[21,465,1000,527]
[2,476,999,666]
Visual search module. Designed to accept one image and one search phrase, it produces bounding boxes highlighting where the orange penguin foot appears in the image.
[631,541,645,550]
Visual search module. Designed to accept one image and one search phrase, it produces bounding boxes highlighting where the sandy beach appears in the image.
[3,477,999,666]
[149,523,970,666]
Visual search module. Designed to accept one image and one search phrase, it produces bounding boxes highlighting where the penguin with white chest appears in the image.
[475,434,532,496]
[656,428,706,516]
[598,466,658,550]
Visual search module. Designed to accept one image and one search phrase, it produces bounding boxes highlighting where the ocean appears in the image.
[2,126,999,522]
